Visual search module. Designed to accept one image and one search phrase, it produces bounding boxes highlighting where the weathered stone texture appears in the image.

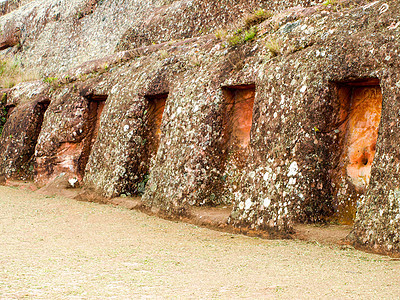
[0,0,315,76]
[0,81,49,179]
[229,1,400,236]
[0,0,33,16]
[116,0,316,51]
[0,20,21,50]
[0,0,164,74]
[1,0,400,254]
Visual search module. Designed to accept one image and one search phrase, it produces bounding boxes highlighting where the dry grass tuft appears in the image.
[265,38,282,57]
[0,59,40,89]
[215,29,228,40]
[244,9,273,30]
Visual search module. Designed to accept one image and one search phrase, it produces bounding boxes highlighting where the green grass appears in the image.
[323,0,337,5]
[0,105,7,137]
[227,26,258,47]
[43,77,58,84]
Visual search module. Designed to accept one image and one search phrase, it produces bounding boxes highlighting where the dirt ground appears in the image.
[1,186,400,299]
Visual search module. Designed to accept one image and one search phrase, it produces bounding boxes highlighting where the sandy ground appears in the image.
[1,186,400,299]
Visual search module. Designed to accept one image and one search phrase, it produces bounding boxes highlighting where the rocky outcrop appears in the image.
[115,0,316,51]
[0,0,315,76]
[0,81,49,180]
[1,0,400,255]
[0,0,33,17]
[0,21,21,50]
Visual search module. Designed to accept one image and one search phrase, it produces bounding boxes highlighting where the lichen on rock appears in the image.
[1,0,400,255]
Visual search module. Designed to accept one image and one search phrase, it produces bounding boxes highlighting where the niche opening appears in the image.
[20,100,49,179]
[134,93,168,195]
[0,104,14,136]
[78,95,107,177]
[222,84,255,166]
[5,104,16,117]
[145,93,167,160]
[332,79,382,224]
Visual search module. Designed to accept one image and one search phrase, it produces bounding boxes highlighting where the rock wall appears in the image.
[0,0,33,17]
[0,81,49,180]
[1,0,400,254]
[116,0,317,51]
[0,0,315,76]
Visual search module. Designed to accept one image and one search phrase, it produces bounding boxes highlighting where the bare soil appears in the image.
[1,185,400,299]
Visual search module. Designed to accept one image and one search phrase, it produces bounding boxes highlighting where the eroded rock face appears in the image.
[146,93,167,164]
[116,0,315,51]
[34,90,108,186]
[0,81,49,180]
[331,83,382,224]
[78,97,106,178]
[0,0,315,75]
[223,86,255,151]
[0,0,32,17]
[0,94,7,135]
[1,0,400,254]
[0,21,21,50]
[0,0,163,75]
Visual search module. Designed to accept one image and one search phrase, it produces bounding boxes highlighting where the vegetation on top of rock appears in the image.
[265,38,282,57]
[0,58,39,89]
[43,77,58,84]
[244,9,273,30]
[226,26,259,47]
[223,26,258,47]
[215,7,274,48]
[323,0,337,6]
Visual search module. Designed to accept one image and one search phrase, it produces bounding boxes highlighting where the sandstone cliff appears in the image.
[1,0,400,255]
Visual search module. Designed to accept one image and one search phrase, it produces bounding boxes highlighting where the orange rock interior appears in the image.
[146,93,167,159]
[334,80,382,224]
[222,85,255,166]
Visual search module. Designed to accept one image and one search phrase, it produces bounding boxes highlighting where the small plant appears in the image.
[244,26,257,42]
[227,26,258,47]
[322,0,344,11]
[215,29,228,40]
[265,38,282,57]
[43,77,58,84]
[227,33,243,47]
[323,0,337,5]
[159,50,170,60]
[137,173,150,195]
[244,8,273,29]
